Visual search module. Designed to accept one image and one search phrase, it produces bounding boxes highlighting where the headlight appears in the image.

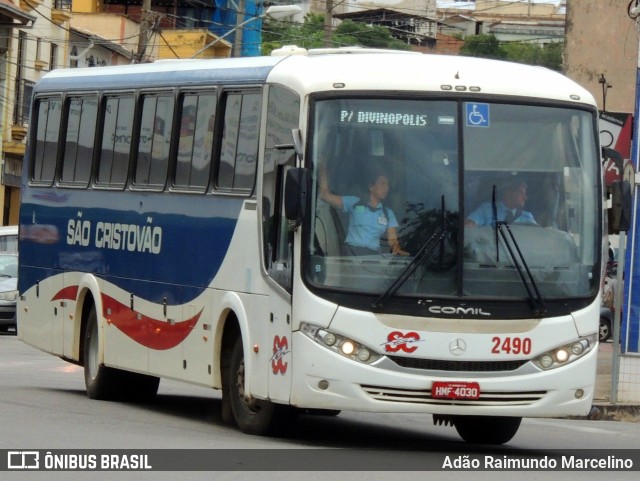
[300,322,382,364]
[532,334,597,370]
[0,290,18,301]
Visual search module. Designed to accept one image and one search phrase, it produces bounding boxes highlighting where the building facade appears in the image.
[1,0,70,225]
[565,0,637,114]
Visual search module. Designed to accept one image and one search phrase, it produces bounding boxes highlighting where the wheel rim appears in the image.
[235,357,261,414]
[600,320,610,341]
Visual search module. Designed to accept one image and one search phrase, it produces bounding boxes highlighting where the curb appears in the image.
[586,404,640,423]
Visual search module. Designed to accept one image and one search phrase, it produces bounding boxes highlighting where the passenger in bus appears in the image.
[465,177,537,227]
[319,163,409,256]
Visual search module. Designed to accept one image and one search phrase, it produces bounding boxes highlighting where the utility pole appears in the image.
[324,0,333,47]
[233,0,246,58]
[135,0,153,63]
[599,73,612,113]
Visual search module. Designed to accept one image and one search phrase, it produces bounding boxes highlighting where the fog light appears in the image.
[318,380,329,390]
[556,349,569,363]
[575,389,584,399]
[341,341,355,355]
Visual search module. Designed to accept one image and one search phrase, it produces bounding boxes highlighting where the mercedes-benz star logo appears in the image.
[449,338,467,356]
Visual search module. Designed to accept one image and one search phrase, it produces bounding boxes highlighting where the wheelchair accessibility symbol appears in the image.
[466,103,490,127]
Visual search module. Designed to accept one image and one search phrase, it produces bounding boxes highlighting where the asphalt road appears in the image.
[1,333,639,481]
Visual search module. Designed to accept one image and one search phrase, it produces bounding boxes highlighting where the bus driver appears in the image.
[465,177,537,227]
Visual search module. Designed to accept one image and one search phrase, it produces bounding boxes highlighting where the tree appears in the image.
[459,34,506,60]
[262,14,325,53]
[334,20,409,50]
[460,34,563,71]
[537,42,563,71]
[262,14,409,55]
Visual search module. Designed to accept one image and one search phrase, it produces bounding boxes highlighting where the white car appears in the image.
[0,225,18,253]
[0,253,18,334]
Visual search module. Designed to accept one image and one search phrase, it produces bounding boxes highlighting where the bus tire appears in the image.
[84,306,119,400]
[122,371,160,403]
[83,306,159,402]
[453,415,521,445]
[228,337,296,435]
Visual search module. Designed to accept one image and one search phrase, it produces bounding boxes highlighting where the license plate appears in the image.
[432,381,480,400]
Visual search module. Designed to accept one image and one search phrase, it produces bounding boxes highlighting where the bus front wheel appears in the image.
[453,415,521,445]
[228,337,296,435]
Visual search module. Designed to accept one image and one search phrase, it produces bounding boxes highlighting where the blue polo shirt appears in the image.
[466,201,536,226]
[342,196,399,251]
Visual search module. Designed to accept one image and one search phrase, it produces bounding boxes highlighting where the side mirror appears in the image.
[603,146,633,234]
[284,167,310,225]
[609,180,632,233]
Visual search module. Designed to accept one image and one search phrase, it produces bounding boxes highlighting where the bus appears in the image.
[18,47,614,444]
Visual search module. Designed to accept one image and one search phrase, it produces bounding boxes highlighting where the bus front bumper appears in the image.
[289,331,597,418]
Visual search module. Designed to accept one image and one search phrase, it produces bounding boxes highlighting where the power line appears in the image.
[4,2,566,66]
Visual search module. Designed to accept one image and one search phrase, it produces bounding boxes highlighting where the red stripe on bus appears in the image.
[100,294,202,351]
[52,285,79,302]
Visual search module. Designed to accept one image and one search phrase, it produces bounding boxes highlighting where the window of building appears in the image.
[50,43,58,71]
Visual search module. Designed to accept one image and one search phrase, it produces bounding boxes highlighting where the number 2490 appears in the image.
[491,337,532,355]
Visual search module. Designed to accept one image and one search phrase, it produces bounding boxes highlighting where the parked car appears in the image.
[0,253,18,335]
[600,306,613,343]
[0,225,18,253]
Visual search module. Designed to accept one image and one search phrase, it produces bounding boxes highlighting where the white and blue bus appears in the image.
[18,47,614,444]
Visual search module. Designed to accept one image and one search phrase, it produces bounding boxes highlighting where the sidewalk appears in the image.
[589,341,640,422]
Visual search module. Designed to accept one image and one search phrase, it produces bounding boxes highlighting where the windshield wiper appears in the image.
[372,197,447,311]
[491,186,547,316]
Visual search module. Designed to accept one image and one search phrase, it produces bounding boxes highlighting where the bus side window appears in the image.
[97,96,134,187]
[217,91,261,192]
[262,85,300,290]
[32,97,62,184]
[135,94,174,188]
[61,96,97,186]
[175,91,216,191]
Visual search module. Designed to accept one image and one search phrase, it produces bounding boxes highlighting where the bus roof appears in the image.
[266,48,595,106]
[35,55,285,91]
[34,48,595,107]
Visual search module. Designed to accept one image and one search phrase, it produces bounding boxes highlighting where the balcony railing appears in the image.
[52,0,73,24]
[2,156,23,188]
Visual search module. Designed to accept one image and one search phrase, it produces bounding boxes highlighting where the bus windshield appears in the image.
[306,97,600,306]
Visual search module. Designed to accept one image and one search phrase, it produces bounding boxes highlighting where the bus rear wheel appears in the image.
[228,337,296,435]
[453,415,521,445]
[84,306,159,402]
